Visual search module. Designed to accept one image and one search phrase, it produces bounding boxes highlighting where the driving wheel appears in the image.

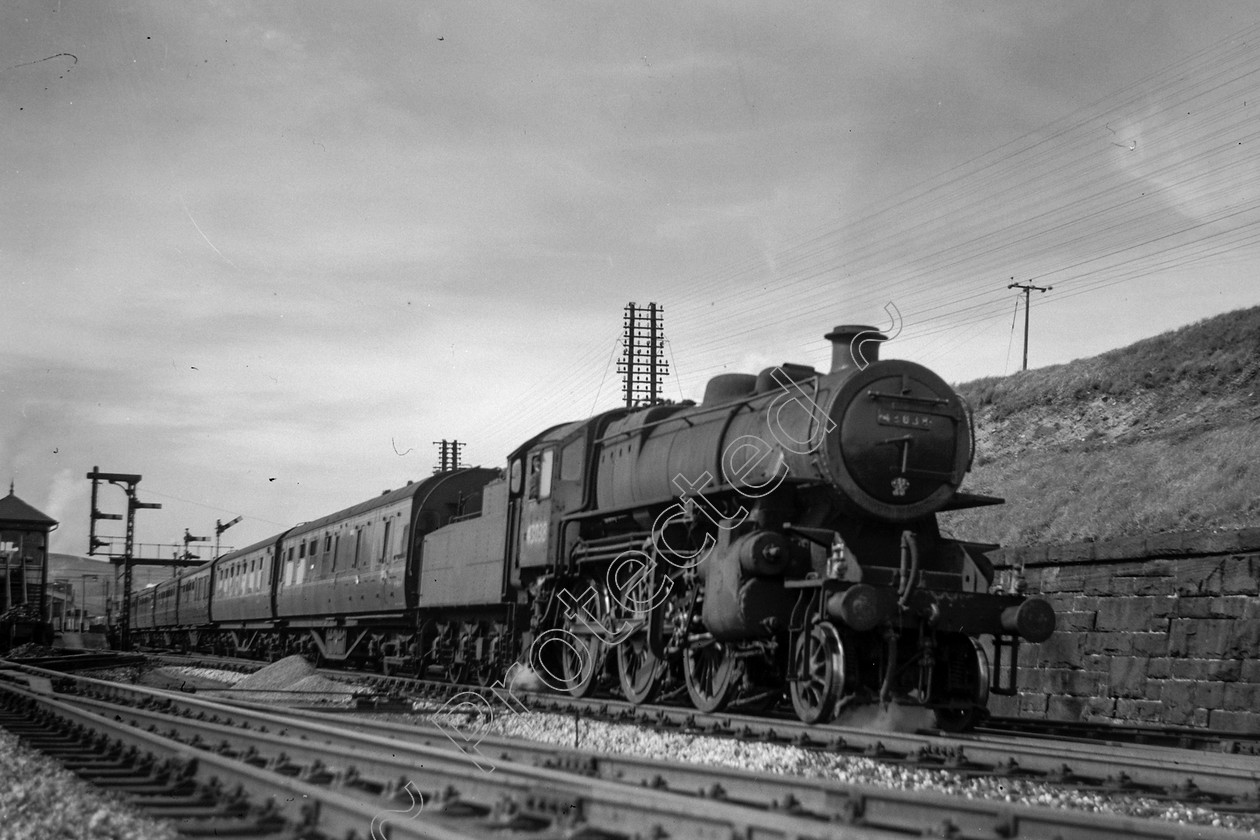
[684,639,740,713]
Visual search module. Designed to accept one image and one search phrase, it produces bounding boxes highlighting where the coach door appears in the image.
[515,445,555,569]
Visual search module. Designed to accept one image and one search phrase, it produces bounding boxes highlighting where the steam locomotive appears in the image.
[132,325,1054,729]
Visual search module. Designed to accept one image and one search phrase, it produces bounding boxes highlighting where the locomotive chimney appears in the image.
[825,325,886,374]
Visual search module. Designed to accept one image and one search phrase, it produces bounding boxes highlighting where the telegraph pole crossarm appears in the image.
[431,440,466,474]
[618,301,669,407]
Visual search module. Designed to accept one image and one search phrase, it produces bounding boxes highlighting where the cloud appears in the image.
[42,468,82,528]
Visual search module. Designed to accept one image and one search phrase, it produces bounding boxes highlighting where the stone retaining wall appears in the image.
[989,528,1260,732]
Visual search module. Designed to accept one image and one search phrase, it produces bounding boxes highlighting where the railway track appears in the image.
[145,653,1260,806]
[517,694,1260,808]
[978,716,1260,756]
[148,651,1260,755]
[0,664,940,840]
[8,649,147,671]
[3,659,1259,838]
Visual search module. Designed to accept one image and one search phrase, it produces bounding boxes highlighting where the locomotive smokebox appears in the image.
[825,325,887,374]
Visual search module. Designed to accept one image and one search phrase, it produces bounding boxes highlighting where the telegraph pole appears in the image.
[432,440,465,473]
[617,301,669,407]
[1007,280,1053,372]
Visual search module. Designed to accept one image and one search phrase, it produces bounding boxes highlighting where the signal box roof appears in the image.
[0,484,57,530]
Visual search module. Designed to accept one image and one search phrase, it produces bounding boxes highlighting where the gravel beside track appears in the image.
[413,704,1260,833]
[92,656,364,705]
[139,658,1260,832]
[8,682,905,840]
[0,726,179,840]
[196,655,366,705]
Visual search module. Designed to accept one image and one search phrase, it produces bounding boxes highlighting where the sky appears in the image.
[4,1,1260,559]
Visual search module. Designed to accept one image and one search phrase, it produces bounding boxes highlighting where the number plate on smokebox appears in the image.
[877,410,935,430]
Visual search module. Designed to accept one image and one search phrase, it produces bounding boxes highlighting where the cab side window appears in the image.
[530,448,555,500]
[536,453,551,498]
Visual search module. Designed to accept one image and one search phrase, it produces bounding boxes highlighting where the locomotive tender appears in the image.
[132,325,1054,729]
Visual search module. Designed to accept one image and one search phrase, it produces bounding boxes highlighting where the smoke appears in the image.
[43,468,83,530]
[835,701,933,732]
[508,663,544,693]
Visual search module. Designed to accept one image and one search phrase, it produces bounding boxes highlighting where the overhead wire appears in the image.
[590,337,623,415]
[491,23,1260,446]
[660,25,1260,342]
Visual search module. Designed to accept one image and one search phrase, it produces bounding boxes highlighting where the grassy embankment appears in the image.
[941,306,1260,547]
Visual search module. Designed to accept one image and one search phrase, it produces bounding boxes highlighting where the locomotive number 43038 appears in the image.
[524,520,549,545]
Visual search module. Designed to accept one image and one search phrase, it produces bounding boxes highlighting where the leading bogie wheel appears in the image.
[790,621,846,724]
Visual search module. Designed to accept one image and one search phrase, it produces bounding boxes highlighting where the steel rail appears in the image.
[216,695,1260,840]
[2,677,904,840]
[516,693,1260,805]
[137,649,1260,800]
[104,656,1260,804]
[25,670,1260,840]
[140,653,1260,758]
[0,683,473,839]
[979,716,1260,755]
